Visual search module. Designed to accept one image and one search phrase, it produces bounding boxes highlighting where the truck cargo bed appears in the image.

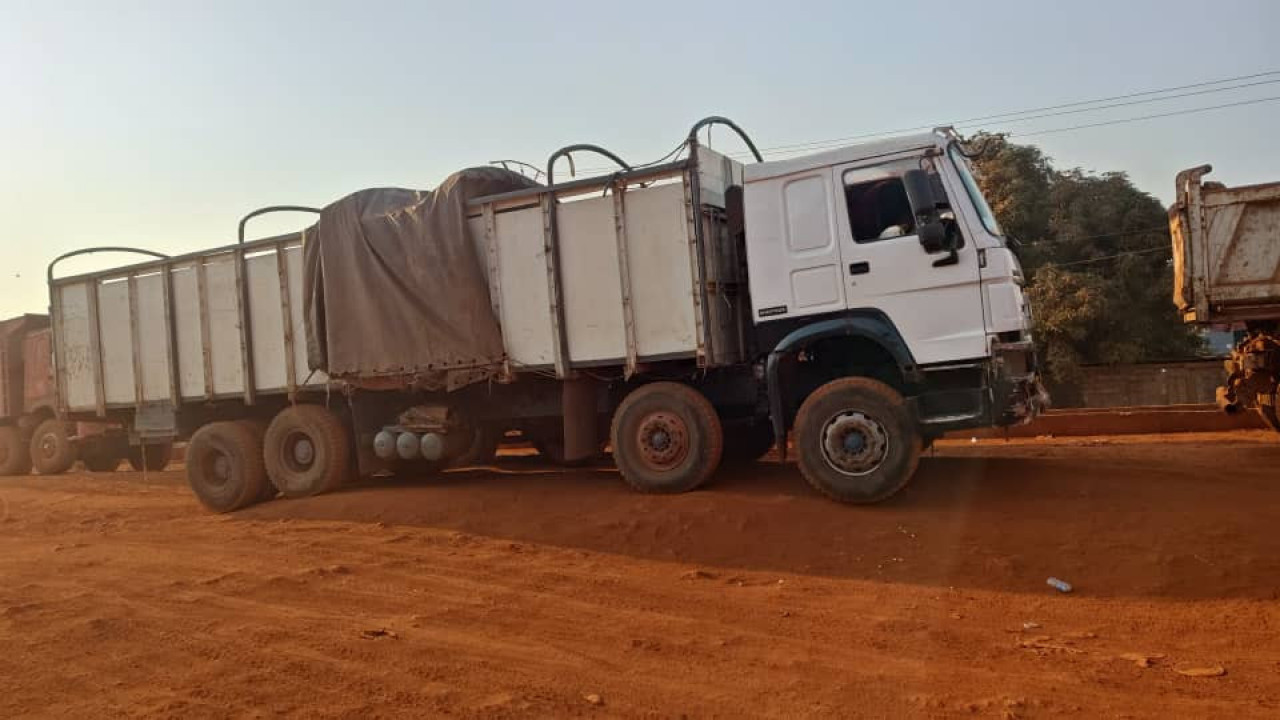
[1171,165,1280,324]
[50,239,325,416]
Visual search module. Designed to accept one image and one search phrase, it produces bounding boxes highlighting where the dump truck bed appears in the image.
[1171,165,1280,324]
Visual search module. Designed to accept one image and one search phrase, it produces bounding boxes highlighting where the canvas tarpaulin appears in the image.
[302,167,539,389]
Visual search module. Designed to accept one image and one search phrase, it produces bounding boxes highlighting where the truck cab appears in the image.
[742,128,1043,476]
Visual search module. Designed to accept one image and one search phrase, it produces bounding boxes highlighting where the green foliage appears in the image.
[967,134,1202,386]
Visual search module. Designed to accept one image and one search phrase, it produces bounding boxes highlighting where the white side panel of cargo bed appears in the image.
[625,183,698,357]
[282,245,325,387]
[246,252,287,392]
[492,207,555,367]
[172,264,205,399]
[58,282,96,412]
[558,196,626,363]
[97,279,136,405]
[204,257,245,396]
[135,272,171,402]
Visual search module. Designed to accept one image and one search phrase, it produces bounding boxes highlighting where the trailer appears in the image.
[0,314,168,476]
[46,117,1044,510]
[1170,165,1280,430]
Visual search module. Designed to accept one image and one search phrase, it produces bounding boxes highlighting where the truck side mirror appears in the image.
[901,169,938,221]
[918,221,948,253]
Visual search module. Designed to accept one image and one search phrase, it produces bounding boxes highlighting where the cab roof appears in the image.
[743,131,944,183]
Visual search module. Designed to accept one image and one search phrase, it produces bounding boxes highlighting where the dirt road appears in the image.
[1,432,1278,718]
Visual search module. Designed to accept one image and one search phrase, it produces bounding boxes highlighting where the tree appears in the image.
[967,134,1202,392]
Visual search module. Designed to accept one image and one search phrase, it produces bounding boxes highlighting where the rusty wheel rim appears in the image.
[635,411,690,472]
[36,433,58,461]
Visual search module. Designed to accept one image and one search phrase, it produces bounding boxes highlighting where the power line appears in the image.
[1013,95,1280,137]
[567,68,1280,173]
[1029,226,1169,246]
[1041,245,1169,269]
[752,70,1274,154]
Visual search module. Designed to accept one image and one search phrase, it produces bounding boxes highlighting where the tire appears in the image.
[450,423,500,468]
[79,442,123,472]
[721,420,776,464]
[186,421,268,513]
[127,442,173,472]
[0,426,31,476]
[235,420,278,502]
[265,405,350,498]
[610,382,723,494]
[794,377,921,504]
[30,419,76,475]
[1257,394,1280,433]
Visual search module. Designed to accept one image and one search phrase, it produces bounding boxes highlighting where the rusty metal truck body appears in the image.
[1171,165,1280,429]
[0,313,166,475]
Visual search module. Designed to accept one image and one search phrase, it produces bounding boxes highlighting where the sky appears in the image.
[1,0,1277,318]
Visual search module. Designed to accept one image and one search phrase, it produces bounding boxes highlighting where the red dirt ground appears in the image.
[1,431,1278,718]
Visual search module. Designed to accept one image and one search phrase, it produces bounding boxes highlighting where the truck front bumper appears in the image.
[990,340,1049,426]
[914,340,1047,434]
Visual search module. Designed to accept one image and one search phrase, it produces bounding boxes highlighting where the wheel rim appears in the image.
[820,410,889,476]
[201,449,233,489]
[36,433,58,461]
[282,431,316,473]
[635,411,690,472]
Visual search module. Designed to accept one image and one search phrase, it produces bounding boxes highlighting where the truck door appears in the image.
[831,156,987,365]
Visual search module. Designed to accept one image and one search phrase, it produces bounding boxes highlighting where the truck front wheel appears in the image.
[127,442,173,472]
[30,419,75,476]
[265,405,350,498]
[793,377,921,504]
[186,421,268,512]
[0,426,31,476]
[611,382,723,494]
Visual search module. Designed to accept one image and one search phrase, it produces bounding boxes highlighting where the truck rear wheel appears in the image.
[1257,393,1279,433]
[186,421,268,512]
[232,420,277,502]
[0,426,31,476]
[127,442,173,472]
[79,442,122,472]
[30,419,75,475]
[794,377,921,504]
[450,423,500,468]
[611,382,723,494]
[265,405,350,498]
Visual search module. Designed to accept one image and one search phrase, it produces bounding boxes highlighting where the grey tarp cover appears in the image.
[302,167,540,389]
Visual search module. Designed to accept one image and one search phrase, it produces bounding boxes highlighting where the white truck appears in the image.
[1171,165,1280,430]
[45,117,1043,510]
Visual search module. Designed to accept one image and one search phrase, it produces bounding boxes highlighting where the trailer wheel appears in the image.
[793,377,920,504]
[127,442,173,472]
[186,421,268,512]
[30,419,75,475]
[0,426,31,476]
[235,420,278,501]
[611,382,723,494]
[450,423,500,468]
[721,420,776,464]
[265,405,350,498]
[79,443,122,472]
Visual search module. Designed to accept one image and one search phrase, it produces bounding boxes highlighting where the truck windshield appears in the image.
[948,144,1004,239]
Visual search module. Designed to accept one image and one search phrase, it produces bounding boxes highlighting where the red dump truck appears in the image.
[0,314,171,475]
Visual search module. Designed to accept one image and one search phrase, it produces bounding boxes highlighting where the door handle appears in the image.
[848,261,870,275]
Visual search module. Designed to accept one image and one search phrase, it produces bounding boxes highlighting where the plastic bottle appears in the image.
[1046,577,1073,593]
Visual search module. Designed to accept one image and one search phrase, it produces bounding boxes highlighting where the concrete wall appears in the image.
[1077,360,1223,409]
